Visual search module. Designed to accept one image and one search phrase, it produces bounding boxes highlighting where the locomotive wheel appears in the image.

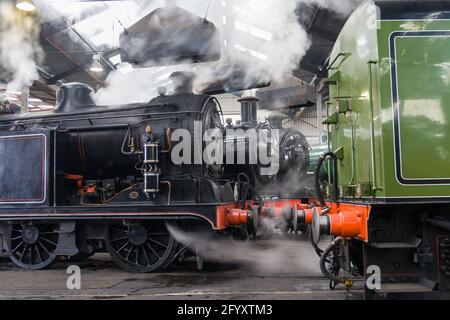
[106,221,176,273]
[7,222,59,270]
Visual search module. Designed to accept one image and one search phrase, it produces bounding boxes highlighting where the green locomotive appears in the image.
[307,0,450,298]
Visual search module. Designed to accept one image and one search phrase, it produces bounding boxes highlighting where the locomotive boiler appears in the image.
[0,71,310,272]
[223,97,310,199]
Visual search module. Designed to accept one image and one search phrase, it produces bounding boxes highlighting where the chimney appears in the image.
[169,71,196,95]
[238,97,258,125]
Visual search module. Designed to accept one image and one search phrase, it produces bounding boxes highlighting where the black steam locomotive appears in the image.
[0,71,309,272]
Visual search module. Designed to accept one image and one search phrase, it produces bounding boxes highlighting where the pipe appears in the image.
[121,127,132,155]
[314,152,338,208]
[368,61,380,193]
[21,86,29,113]
[160,181,172,205]
[310,228,324,257]
[237,173,263,210]
[319,236,344,283]
[350,123,356,185]
[161,128,174,153]
[64,124,129,132]
[0,103,178,123]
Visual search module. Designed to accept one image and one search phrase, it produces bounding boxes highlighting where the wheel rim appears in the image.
[106,221,176,273]
[7,222,59,270]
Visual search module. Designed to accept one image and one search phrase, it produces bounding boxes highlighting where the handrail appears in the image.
[367,60,381,194]
[328,52,350,71]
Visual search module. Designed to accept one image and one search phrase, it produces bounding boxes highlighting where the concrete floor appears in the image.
[0,237,364,300]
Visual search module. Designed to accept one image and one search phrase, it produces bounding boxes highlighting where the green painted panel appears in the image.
[377,20,450,198]
[395,36,450,180]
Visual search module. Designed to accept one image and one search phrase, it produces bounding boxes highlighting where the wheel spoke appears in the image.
[35,244,43,263]
[111,227,127,234]
[12,241,24,253]
[142,246,151,266]
[19,244,28,262]
[116,242,130,254]
[38,241,50,256]
[148,238,168,249]
[145,242,161,259]
[135,246,140,264]
[111,236,128,242]
[30,244,34,264]
[11,236,22,240]
[40,237,57,246]
[125,246,133,261]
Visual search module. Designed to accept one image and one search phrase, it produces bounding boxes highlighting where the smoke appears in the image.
[193,0,310,91]
[313,0,364,16]
[0,0,363,104]
[0,2,43,93]
[93,0,363,105]
[167,224,317,273]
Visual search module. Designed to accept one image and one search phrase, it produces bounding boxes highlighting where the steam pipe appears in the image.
[314,152,338,208]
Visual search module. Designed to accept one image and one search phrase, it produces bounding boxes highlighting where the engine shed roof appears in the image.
[3,0,444,110]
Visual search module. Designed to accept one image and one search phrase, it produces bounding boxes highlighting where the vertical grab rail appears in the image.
[367,60,381,194]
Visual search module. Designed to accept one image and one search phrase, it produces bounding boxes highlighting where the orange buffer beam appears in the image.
[216,204,258,230]
[313,203,371,241]
[226,208,249,226]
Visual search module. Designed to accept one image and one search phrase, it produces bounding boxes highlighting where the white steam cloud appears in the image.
[0,3,43,93]
[0,0,363,104]
[93,0,363,105]
[167,224,318,274]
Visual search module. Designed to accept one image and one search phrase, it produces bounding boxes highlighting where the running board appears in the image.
[369,237,421,249]
[376,279,435,293]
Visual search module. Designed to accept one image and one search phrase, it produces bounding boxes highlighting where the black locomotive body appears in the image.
[0,73,310,272]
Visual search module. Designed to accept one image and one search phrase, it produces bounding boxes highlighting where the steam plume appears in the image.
[167,224,318,274]
[0,2,43,93]
[93,0,363,105]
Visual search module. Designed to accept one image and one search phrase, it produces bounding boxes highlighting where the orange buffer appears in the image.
[312,203,371,242]
[226,208,250,226]
[302,207,323,224]
[217,200,309,231]
[216,204,258,230]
